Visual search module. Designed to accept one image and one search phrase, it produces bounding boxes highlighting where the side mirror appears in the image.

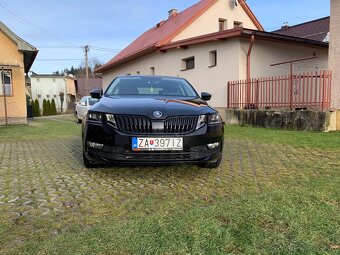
[201,92,211,101]
[90,89,102,99]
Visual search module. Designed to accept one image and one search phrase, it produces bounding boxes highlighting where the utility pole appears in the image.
[84,45,89,95]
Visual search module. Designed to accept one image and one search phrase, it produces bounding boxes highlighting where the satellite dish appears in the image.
[232,0,238,6]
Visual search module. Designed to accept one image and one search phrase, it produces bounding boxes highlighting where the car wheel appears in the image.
[198,154,222,169]
[75,112,81,123]
[83,152,96,168]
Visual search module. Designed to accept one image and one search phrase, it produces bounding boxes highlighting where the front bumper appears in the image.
[82,120,224,165]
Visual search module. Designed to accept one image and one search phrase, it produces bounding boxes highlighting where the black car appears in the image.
[82,75,224,168]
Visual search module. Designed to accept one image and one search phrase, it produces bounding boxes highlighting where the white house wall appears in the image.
[103,39,241,107]
[239,38,329,79]
[172,0,258,42]
[30,77,68,113]
[102,39,328,108]
[330,0,340,109]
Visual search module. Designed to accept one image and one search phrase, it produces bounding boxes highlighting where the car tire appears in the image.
[75,112,81,123]
[198,154,222,169]
[83,152,96,168]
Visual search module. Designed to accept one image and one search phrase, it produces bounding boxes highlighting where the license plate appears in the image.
[132,137,183,151]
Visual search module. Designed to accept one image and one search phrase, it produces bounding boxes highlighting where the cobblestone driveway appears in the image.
[0,117,337,219]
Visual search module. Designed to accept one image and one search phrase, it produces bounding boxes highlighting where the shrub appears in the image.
[46,100,52,116]
[59,92,65,113]
[51,99,57,115]
[33,99,40,117]
[42,99,47,116]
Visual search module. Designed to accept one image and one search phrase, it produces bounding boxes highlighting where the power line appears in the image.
[35,59,84,61]
[36,45,122,52]
[0,0,79,48]
[36,46,83,49]
[90,46,122,52]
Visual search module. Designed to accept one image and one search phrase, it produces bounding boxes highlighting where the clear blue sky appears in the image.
[0,0,330,74]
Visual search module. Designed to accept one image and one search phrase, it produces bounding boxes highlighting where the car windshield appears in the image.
[105,76,199,98]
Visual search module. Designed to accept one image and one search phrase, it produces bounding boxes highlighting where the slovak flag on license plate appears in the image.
[132,137,139,150]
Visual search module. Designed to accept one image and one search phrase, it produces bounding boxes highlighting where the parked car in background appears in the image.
[82,75,224,168]
[75,96,99,123]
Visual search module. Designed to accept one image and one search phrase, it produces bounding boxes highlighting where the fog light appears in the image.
[87,141,104,149]
[207,142,220,149]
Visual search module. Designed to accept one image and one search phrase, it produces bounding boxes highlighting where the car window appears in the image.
[89,98,99,106]
[105,77,199,97]
[80,97,87,106]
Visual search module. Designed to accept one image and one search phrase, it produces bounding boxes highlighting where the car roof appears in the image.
[116,75,185,80]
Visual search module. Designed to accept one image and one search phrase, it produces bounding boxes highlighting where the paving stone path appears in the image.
[0,123,337,219]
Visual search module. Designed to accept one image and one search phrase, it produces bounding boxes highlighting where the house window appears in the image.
[219,18,227,31]
[209,50,217,67]
[234,21,243,28]
[0,70,13,96]
[181,57,195,71]
[150,67,155,75]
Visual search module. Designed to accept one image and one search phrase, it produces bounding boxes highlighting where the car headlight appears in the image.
[208,113,222,125]
[196,114,207,130]
[105,114,117,129]
[87,111,102,122]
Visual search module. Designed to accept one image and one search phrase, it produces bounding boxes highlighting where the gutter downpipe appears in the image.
[247,34,255,106]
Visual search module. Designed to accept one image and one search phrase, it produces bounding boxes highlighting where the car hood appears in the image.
[90,96,215,119]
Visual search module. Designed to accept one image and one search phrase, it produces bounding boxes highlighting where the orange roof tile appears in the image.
[96,0,263,73]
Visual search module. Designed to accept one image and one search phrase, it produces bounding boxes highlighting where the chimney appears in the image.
[168,9,178,18]
[281,22,289,30]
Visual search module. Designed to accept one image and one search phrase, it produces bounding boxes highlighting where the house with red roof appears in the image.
[273,17,330,43]
[95,0,329,114]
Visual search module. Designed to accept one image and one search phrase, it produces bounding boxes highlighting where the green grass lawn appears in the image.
[0,115,80,141]
[0,116,339,255]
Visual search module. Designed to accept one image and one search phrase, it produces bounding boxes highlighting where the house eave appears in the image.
[248,29,329,48]
[94,45,159,73]
[0,21,38,73]
[97,28,328,73]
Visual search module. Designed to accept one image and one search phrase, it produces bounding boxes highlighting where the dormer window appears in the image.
[219,18,227,31]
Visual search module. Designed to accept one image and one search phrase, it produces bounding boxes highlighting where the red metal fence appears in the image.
[227,70,332,110]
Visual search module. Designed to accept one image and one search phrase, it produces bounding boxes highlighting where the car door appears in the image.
[77,97,88,119]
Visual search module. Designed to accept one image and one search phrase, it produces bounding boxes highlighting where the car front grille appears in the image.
[164,116,197,134]
[115,115,198,134]
[116,115,152,133]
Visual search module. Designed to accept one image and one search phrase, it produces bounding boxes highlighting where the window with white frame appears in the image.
[219,18,227,31]
[0,70,13,96]
[209,50,217,67]
[234,21,243,28]
[181,56,195,71]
